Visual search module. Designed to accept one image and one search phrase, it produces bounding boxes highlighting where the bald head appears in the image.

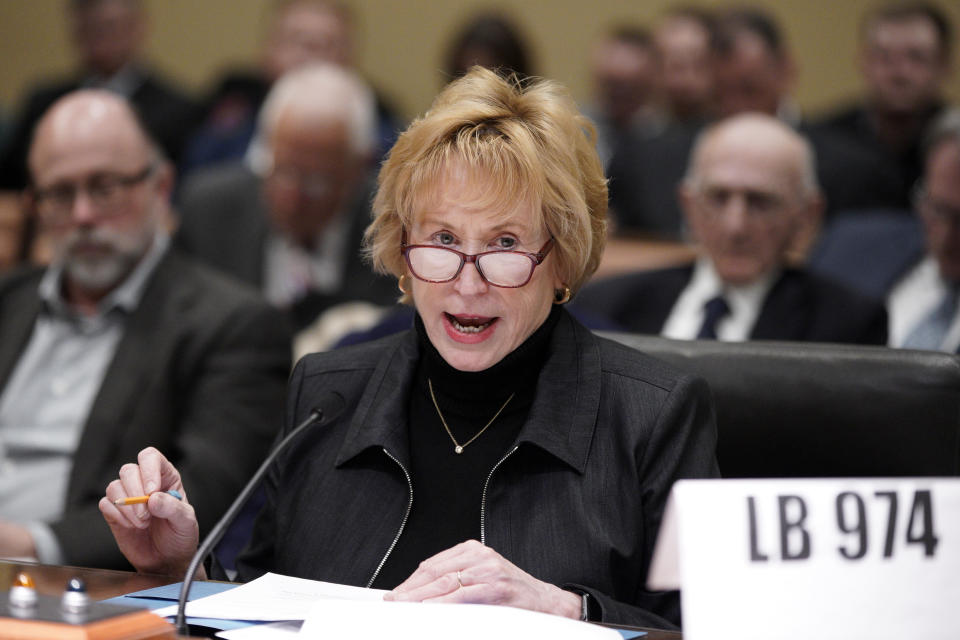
[686,113,818,198]
[28,90,172,307]
[681,114,822,285]
[29,90,158,180]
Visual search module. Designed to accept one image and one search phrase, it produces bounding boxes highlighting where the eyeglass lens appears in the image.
[406,246,535,287]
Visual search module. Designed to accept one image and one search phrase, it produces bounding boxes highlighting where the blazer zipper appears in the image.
[480,445,519,545]
[366,447,414,588]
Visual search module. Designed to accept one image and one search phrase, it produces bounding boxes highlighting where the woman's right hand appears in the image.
[98,447,202,578]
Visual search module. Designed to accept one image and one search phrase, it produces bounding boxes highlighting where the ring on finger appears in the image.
[456,570,463,589]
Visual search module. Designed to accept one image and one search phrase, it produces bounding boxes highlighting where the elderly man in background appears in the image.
[888,111,960,352]
[577,114,888,344]
[0,0,197,270]
[176,63,397,331]
[0,90,290,568]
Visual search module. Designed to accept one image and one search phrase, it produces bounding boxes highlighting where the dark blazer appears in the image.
[175,163,397,329]
[236,309,720,629]
[0,68,198,189]
[0,250,291,569]
[811,102,948,211]
[575,265,889,344]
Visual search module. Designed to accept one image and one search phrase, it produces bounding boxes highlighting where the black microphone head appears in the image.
[312,391,346,424]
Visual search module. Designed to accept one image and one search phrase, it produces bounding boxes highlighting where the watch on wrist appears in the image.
[579,591,591,621]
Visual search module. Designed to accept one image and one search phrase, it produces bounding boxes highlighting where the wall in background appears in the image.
[0,0,957,121]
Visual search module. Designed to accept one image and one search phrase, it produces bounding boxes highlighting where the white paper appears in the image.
[299,598,622,639]
[216,621,302,639]
[153,572,387,621]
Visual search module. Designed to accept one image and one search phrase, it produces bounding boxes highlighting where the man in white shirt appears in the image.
[888,110,960,352]
[576,113,888,344]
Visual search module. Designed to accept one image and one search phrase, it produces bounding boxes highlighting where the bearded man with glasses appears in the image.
[0,90,291,570]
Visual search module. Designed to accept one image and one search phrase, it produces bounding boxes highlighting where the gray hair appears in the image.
[246,62,377,172]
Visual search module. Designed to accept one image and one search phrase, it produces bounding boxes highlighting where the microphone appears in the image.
[175,391,346,635]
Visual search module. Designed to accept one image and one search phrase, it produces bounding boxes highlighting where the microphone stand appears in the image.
[175,401,338,635]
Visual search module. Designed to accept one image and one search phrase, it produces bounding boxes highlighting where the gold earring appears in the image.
[554,286,571,305]
[398,274,409,294]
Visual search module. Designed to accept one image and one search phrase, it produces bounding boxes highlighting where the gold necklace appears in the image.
[428,379,515,454]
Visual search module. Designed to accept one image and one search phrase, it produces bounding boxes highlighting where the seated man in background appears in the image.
[176,63,397,331]
[576,114,888,344]
[588,25,663,167]
[0,90,290,569]
[654,7,716,127]
[814,1,953,210]
[888,110,960,352]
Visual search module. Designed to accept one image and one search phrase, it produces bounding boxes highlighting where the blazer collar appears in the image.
[0,270,45,391]
[335,309,601,475]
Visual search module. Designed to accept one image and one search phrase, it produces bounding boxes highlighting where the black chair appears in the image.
[599,333,960,478]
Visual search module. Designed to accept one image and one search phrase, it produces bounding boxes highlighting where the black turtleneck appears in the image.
[370,305,561,590]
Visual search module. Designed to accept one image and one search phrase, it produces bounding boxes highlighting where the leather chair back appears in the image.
[600,333,960,478]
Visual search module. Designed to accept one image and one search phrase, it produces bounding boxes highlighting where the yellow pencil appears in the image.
[113,489,183,506]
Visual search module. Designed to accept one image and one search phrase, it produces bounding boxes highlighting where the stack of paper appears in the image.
[150,573,633,639]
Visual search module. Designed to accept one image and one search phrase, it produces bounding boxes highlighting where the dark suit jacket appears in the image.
[0,250,291,569]
[574,265,888,344]
[238,309,719,628]
[175,163,397,329]
[0,67,198,189]
[811,102,947,211]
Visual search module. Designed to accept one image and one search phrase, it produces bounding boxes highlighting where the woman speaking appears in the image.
[100,66,718,629]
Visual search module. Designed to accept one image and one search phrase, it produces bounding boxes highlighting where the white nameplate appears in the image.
[648,478,960,639]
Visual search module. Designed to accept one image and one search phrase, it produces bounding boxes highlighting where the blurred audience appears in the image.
[182,0,402,176]
[176,64,397,331]
[588,26,664,167]
[712,7,799,122]
[814,1,954,210]
[577,114,888,344]
[888,110,960,352]
[0,0,197,191]
[654,7,716,126]
[609,5,904,240]
[444,12,533,81]
[0,90,290,569]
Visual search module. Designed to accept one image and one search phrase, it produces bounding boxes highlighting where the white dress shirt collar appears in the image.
[662,258,779,341]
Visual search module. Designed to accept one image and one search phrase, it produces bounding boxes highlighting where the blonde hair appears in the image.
[366,66,607,299]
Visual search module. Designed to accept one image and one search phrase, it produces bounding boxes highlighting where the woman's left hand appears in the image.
[384,540,582,619]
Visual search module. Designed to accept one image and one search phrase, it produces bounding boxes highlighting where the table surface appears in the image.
[0,560,682,639]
